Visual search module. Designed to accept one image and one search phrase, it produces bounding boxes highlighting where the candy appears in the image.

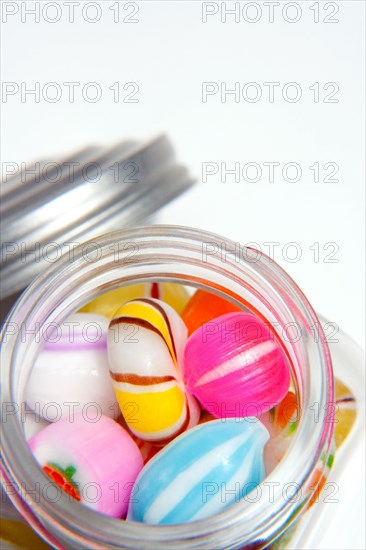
[261,391,298,474]
[127,418,269,524]
[334,378,356,448]
[79,282,190,319]
[264,377,357,473]
[183,312,290,418]
[308,444,335,508]
[198,408,216,425]
[28,414,143,518]
[129,433,161,464]
[260,391,298,438]
[116,411,161,464]
[25,313,119,421]
[79,284,148,318]
[148,282,191,314]
[182,289,243,336]
[108,298,200,443]
[24,414,50,440]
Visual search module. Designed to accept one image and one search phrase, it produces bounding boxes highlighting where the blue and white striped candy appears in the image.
[127,418,269,525]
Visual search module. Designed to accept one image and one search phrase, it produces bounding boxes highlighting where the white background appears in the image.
[1,0,365,348]
[1,1,365,548]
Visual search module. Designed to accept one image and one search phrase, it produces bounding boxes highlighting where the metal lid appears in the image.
[0,135,195,299]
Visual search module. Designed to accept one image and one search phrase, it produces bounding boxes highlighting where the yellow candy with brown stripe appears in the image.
[107,298,199,443]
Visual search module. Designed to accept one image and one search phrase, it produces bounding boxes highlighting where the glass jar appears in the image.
[1,225,335,549]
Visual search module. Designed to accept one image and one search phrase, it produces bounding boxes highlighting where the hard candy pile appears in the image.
[26,283,293,524]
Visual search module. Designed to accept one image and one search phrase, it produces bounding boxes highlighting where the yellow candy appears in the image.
[107,298,199,443]
[114,385,186,434]
[264,377,356,475]
[334,377,357,448]
[79,284,147,318]
[79,283,190,318]
[148,282,191,314]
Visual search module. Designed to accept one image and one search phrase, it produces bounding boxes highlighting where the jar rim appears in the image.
[0,225,334,549]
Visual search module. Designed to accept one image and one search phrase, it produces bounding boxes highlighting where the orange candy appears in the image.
[129,434,161,465]
[198,409,216,425]
[182,290,243,336]
[273,391,298,431]
[308,468,327,507]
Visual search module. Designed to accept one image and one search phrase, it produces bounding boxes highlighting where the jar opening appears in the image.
[1,225,334,549]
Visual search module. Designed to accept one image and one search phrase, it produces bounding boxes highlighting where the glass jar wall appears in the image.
[1,226,334,549]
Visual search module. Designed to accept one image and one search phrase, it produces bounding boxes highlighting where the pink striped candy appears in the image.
[183,312,290,418]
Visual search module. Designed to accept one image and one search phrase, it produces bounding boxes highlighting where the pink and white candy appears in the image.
[183,312,290,418]
[28,414,143,518]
